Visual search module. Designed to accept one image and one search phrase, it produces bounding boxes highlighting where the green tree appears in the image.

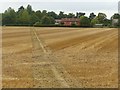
[42,10,47,16]
[76,12,85,18]
[91,17,99,26]
[89,13,96,20]
[35,10,42,20]
[103,19,111,26]
[34,21,41,26]
[49,17,55,24]
[111,13,120,27]
[30,13,39,25]
[18,9,30,25]
[17,6,24,13]
[48,11,58,19]
[58,11,65,19]
[27,4,32,14]
[67,13,75,18]
[2,7,16,25]
[97,13,107,23]
[119,15,120,27]
[111,13,120,20]
[2,4,115,27]
[0,13,2,26]
[80,16,91,27]
[41,16,55,25]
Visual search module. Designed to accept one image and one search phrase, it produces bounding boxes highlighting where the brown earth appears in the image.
[2,27,118,88]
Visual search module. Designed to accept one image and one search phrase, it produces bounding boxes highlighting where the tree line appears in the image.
[1,4,120,27]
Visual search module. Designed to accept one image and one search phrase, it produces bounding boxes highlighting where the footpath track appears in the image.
[30,27,75,88]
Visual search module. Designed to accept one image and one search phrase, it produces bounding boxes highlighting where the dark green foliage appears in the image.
[80,16,91,27]
[41,16,55,25]
[34,21,41,26]
[91,17,99,26]
[58,11,65,19]
[30,14,39,25]
[97,13,107,23]
[35,10,42,20]
[27,5,32,14]
[2,5,56,26]
[112,13,120,19]
[67,13,75,18]
[17,9,30,25]
[76,12,85,18]
[119,17,120,27]
[0,13,2,26]
[17,6,24,13]
[48,11,58,19]
[1,4,118,27]
[103,19,111,26]
[89,13,96,20]
[2,7,16,25]
[111,13,120,27]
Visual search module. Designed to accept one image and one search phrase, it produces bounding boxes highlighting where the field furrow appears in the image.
[2,27,118,88]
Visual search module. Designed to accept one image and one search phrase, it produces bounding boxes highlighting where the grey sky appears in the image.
[0,0,119,19]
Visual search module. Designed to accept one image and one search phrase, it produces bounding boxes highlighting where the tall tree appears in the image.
[48,11,58,19]
[91,17,99,26]
[80,16,91,27]
[58,11,65,19]
[111,13,120,19]
[76,12,85,18]
[27,4,32,14]
[0,13,2,25]
[35,10,42,20]
[67,13,75,18]
[89,13,96,20]
[2,7,16,25]
[30,13,39,25]
[103,19,111,26]
[41,16,55,25]
[97,13,107,23]
[111,13,120,27]
[42,10,47,16]
[17,6,24,13]
[18,9,30,25]
[49,17,55,24]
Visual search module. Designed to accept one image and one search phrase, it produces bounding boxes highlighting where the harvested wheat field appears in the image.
[2,27,118,88]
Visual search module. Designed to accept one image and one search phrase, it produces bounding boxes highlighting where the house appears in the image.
[112,19,118,26]
[55,18,80,26]
[61,18,80,26]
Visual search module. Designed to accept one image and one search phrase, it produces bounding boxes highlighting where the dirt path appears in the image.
[30,28,70,88]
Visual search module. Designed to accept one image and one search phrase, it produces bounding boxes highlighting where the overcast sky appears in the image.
[0,0,119,19]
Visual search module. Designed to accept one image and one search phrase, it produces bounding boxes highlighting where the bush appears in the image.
[34,22,41,26]
[80,16,91,27]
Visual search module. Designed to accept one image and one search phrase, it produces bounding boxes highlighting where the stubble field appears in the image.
[2,27,118,88]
